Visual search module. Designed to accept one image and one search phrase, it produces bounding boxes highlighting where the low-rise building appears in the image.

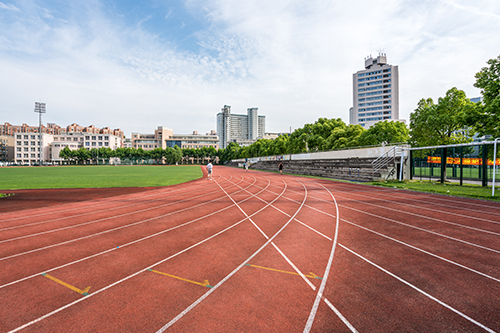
[0,135,14,163]
[132,127,218,150]
[166,131,219,149]
[8,122,123,165]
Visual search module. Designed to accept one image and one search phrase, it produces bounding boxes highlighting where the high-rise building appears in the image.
[216,105,265,149]
[350,53,401,128]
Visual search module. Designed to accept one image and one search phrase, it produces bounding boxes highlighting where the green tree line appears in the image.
[60,54,499,167]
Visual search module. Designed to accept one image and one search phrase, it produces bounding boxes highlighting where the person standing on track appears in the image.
[206,161,213,180]
[278,162,283,175]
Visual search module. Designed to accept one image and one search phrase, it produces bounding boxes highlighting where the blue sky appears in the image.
[1,0,499,137]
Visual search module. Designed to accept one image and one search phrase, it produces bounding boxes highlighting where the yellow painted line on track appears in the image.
[41,273,91,295]
[245,264,323,280]
[148,269,213,288]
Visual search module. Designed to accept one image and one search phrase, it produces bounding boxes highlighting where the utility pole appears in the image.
[34,102,46,166]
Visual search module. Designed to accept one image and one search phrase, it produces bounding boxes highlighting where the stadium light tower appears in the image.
[34,101,46,166]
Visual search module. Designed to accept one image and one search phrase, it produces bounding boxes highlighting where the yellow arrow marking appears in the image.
[245,264,322,280]
[148,269,213,288]
[42,273,91,295]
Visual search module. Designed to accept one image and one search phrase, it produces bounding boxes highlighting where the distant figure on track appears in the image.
[207,162,213,180]
[245,162,249,171]
[278,162,283,175]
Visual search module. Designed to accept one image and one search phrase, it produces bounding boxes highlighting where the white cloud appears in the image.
[0,0,499,137]
[0,2,20,11]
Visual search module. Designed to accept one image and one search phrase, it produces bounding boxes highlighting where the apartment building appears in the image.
[131,127,173,150]
[0,135,14,163]
[216,105,266,149]
[7,122,123,165]
[350,54,402,128]
[131,127,218,150]
[166,131,219,149]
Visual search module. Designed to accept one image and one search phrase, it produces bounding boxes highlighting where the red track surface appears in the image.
[1,166,499,332]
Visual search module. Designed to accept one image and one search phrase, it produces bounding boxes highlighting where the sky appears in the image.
[1,0,499,137]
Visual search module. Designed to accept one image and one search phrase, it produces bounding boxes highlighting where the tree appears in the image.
[410,87,475,181]
[357,121,409,146]
[469,54,500,138]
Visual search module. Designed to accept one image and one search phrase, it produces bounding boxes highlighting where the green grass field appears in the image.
[369,180,499,202]
[0,165,203,190]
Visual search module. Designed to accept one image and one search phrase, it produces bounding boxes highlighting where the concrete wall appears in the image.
[230,145,410,182]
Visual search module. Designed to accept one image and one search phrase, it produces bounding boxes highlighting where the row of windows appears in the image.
[363,105,392,111]
[358,111,391,117]
[358,116,392,122]
[358,84,391,92]
[16,147,39,152]
[359,101,390,107]
[17,141,40,146]
[16,153,40,158]
[357,68,391,78]
[363,89,391,96]
[16,135,39,140]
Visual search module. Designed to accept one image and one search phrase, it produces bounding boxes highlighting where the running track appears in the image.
[1,166,499,332]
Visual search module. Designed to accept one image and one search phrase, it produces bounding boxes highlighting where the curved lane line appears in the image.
[155,178,306,333]
[303,182,340,333]
[219,175,318,290]
[339,244,497,333]
[6,170,285,332]
[0,176,236,232]
[0,175,213,223]
[267,184,500,255]
[0,175,249,244]
[0,176,261,288]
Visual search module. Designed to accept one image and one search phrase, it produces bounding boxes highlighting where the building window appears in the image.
[74,138,78,141]
[24,135,28,139]
[31,141,35,145]
[92,136,96,140]
[85,142,90,146]
[17,135,21,139]
[104,142,109,146]
[98,142,103,146]
[85,136,90,140]
[17,153,21,158]
[16,147,21,152]
[31,147,35,152]
[92,142,96,146]
[24,154,28,158]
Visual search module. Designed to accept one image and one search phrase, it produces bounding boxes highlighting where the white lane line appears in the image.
[262,183,500,255]
[323,298,359,333]
[306,205,500,284]
[336,182,500,212]
[155,180,308,333]
[328,188,500,228]
[339,244,497,333]
[0,182,220,232]
[0,175,249,244]
[341,204,500,254]
[337,184,500,218]
[267,181,500,235]
[222,175,317,291]
[0,180,209,224]
[0,176,262,288]
[222,176,355,332]
[342,217,500,283]
[304,182,340,333]
[6,174,275,332]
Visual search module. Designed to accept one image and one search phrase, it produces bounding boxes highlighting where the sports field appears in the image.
[1,166,499,332]
[0,165,202,190]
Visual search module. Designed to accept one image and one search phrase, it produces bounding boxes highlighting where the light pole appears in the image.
[34,102,46,166]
